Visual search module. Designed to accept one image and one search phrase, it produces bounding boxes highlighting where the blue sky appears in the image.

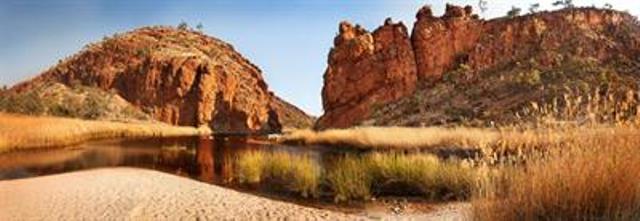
[1,0,638,115]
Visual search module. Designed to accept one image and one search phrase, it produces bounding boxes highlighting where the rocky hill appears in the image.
[317,4,640,129]
[9,26,313,132]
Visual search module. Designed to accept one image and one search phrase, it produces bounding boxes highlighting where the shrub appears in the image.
[177,21,189,30]
[0,91,47,115]
[516,69,542,87]
[506,6,522,18]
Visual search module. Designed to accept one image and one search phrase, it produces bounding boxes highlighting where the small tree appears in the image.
[529,3,540,13]
[553,0,575,8]
[604,3,613,9]
[507,6,522,18]
[566,0,574,8]
[177,21,189,30]
[196,23,204,31]
[478,0,488,14]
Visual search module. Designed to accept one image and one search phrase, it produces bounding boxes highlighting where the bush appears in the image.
[0,91,47,115]
[506,6,522,18]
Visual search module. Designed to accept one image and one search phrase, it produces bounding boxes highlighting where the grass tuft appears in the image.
[235,151,322,198]
[326,155,373,202]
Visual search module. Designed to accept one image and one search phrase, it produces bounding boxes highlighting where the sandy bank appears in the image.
[0,168,361,220]
[0,168,470,220]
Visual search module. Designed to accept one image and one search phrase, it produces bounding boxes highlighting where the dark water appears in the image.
[0,136,331,185]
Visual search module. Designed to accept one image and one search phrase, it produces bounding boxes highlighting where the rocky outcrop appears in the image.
[318,4,640,129]
[412,4,482,82]
[316,19,417,129]
[12,27,312,133]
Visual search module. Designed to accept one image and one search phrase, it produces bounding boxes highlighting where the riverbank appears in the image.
[0,113,210,153]
[0,168,468,220]
[0,168,363,220]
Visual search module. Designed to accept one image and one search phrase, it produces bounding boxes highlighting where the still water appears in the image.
[0,136,332,185]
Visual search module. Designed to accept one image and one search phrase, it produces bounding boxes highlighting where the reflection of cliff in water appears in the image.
[0,136,324,188]
[195,137,262,184]
[196,137,215,183]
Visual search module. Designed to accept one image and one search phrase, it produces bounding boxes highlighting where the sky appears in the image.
[1,0,639,115]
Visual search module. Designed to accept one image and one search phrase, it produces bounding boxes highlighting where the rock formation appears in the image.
[412,4,482,82]
[316,19,417,129]
[318,4,640,129]
[12,27,312,133]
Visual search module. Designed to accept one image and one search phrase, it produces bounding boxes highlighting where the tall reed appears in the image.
[473,132,640,221]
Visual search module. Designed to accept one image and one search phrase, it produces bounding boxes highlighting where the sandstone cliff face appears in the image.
[318,5,640,129]
[14,27,311,133]
[412,5,482,82]
[316,20,417,129]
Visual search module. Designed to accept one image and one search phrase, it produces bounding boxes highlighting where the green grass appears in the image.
[326,155,373,202]
[235,151,265,184]
[235,151,321,198]
[367,153,475,201]
[235,150,476,202]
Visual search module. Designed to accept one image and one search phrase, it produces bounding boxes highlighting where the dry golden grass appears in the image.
[275,125,631,160]
[234,150,475,202]
[0,113,210,153]
[277,126,499,150]
[472,128,640,221]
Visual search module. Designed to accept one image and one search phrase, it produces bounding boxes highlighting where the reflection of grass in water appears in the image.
[160,144,195,155]
[235,150,475,202]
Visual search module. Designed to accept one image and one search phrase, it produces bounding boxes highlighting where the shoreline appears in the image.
[0,168,361,220]
[0,168,469,220]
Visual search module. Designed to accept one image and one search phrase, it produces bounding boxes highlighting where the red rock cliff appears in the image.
[318,4,640,129]
[15,27,312,133]
[412,4,482,82]
[316,19,417,129]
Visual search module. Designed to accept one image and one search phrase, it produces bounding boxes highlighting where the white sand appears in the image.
[0,168,362,220]
[0,168,469,220]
